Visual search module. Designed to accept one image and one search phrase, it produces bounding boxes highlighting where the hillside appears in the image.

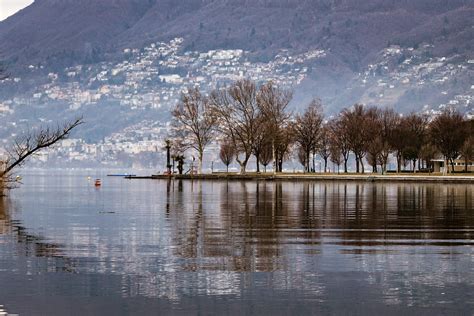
[1,0,473,70]
[0,0,473,167]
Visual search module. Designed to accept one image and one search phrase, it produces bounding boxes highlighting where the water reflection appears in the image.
[0,177,473,314]
[0,199,75,272]
[166,181,473,266]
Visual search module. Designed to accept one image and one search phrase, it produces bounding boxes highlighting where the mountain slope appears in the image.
[1,0,473,71]
[0,0,154,65]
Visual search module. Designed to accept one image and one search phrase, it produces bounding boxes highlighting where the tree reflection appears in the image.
[0,198,76,272]
[165,180,473,271]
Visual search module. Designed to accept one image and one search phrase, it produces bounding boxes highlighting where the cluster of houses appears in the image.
[358,44,473,118]
[0,39,472,168]
[16,38,324,112]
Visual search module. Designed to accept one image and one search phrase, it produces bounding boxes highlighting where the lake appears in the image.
[0,171,473,315]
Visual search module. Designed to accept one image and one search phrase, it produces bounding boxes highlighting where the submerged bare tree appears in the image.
[1,117,83,194]
[172,87,217,174]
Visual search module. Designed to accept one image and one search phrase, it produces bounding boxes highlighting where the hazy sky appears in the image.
[0,0,33,21]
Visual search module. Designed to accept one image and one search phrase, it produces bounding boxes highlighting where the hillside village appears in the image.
[0,38,472,169]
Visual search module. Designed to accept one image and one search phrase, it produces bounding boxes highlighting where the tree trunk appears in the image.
[237,154,250,175]
[198,151,203,174]
[256,153,260,173]
[272,141,276,174]
[0,176,4,197]
[396,153,402,173]
[359,155,365,173]
[344,159,348,173]
[239,161,247,174]
[323,158,328,173]
[356,157,360,173]
[306,152,310,173]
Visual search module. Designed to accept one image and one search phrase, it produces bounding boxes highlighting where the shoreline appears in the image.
[125,173,474,183]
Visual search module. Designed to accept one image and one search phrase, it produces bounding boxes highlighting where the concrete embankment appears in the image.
[125,173,474,183]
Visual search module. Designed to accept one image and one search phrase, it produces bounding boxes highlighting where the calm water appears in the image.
[0,171,473,315]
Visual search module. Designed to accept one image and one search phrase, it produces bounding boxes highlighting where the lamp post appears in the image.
[165,140,171,175]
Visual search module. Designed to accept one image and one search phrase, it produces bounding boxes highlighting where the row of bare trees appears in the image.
[171,79,473,174]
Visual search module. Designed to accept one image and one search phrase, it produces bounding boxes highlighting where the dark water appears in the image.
[0,171,473,315]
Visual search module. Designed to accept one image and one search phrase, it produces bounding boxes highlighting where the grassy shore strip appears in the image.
[125,173,474,183]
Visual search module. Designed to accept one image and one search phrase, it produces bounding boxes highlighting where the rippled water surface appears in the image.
[0,171,473,315]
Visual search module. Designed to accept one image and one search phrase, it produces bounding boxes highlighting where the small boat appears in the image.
[94,179,102,186]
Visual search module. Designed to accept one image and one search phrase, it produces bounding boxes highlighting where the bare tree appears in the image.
[390,115,411,173]
[257,81,293,173]
[378,109,399,173]
[419,143,438,172]
[402,113,428,172]
[329,139,343,174]
[210,79,260,174]
[366,136,383,173]
[297,146,308,170]
[259,141,273,173]
[460,135,473,173]
[429,109,468,173]
[252,116,270,172]
[219,141,235,173]
[1,117,83,193]
[459,119,474,173]
[318,125,331,173]
[172,87,217,174]
[328,117,351,173]
[293,99,323,172]
[364,107,384,173]
[274,125,294,172]
[340,104,370,173]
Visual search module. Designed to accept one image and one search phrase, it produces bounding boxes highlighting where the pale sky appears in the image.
[0,0,33,21]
